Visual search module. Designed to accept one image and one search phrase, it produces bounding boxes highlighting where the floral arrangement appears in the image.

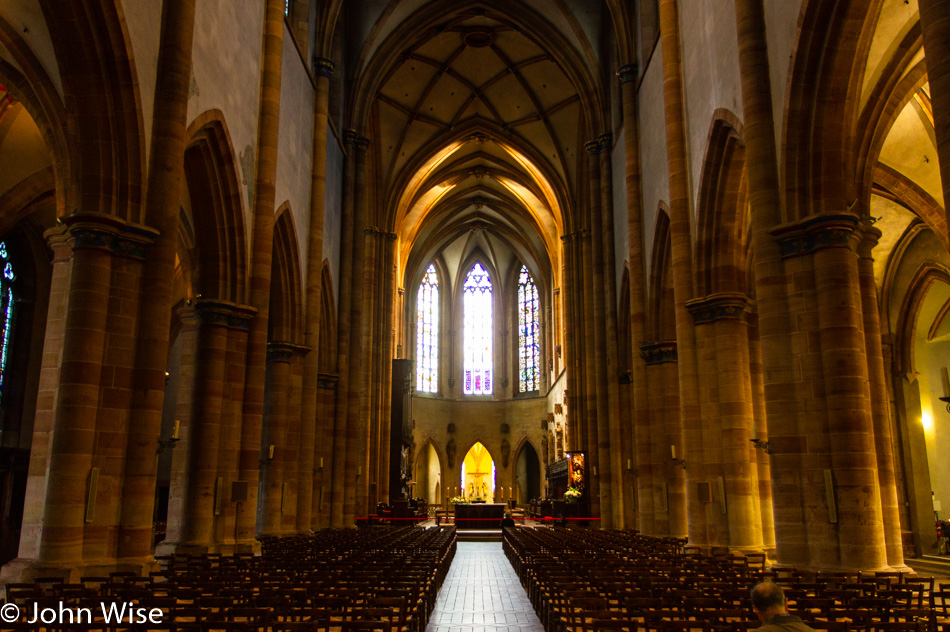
[564,487,582,502]
[450,495,468,504]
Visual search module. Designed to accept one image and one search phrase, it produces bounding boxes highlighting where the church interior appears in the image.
[1,0,950,620]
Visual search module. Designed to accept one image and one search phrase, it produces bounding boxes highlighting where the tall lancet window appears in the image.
[416,264,439,392]
[0,243,14,409]
[463,262,493,395]
[518,265,540,392]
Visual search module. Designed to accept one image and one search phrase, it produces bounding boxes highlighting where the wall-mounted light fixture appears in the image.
[750,438,771,454]
[157,420,181,454]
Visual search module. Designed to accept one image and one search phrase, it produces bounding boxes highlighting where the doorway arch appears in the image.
[461,442,495,501]
[514,441,541,505]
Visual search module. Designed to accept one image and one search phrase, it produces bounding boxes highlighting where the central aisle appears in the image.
[426,541,545,632]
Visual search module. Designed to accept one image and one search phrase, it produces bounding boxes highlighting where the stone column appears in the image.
[297,56,334,533]
[163,301,253,554]
[378,236,398,504]
[585,139,611,525]
[560,234,582,452]
[617,61,654,534]
[772,214,887,570]
[314,373,338,530]
[579,225,600,517]
[330,130,357,527]
[687,293,763,552]
[163,306,198,548]
[357,225,380,514]
[734,0,805,567]
[597,133,625,527]
[642,342,686,537]
[118,0,196,566]
[918,0,950,232]
[343,134,370,524]
[12,227,71,569]
[858,224,905,568]
[259,343,293,536]
[658,0,705,547]
[35,238,110,571]
[747,314,776,551]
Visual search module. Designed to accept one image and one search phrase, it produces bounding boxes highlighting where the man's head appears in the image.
[750,582,787,621]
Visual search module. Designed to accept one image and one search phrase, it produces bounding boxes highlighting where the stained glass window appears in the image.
[415,264,439,392]
[0,242,14,410]
[518,265,540,392]
[463,262,492,395]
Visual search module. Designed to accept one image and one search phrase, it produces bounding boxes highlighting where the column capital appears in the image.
[192,299,257,330]
[585,139,605,155]
[769,212,861,258]
[617,63,639,84]
[313,57,335,77]
[61,212,160,260]
[43,224,72,263]
[266,341,310,363]
[858,221,883,259]
[639,340,678,365]
[685,292,750,324]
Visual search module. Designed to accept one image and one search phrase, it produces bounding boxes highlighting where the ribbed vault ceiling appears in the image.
[372,8,586,288]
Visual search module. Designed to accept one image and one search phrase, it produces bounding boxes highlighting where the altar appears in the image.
[454,503,506,529]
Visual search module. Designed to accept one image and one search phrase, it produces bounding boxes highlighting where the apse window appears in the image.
[0,243,14,409]
[518,265,540,392]
[463,262,492,395]
[416,263,439,393]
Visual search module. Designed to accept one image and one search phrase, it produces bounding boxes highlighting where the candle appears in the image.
[627,458,632,470]
[172,420,180,440]
[671,445,676,460]
[942,367,949,398]
[319,457,323,469]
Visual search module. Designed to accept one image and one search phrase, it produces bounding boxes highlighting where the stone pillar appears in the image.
[597,133,625,527]
[314,373,338,530]
[118,0,196,566]
[747,314,776,552]
[858,225,905,569]
[734,0,805,567]
[377,236,398,504]
[642,342,686,537]
[330,130,358,527]
[687,293,763,552]
[617,66,654,533]
[772,214,887,570]
[297,56,334,533]
[357,225,380,514]
[343,134,369,524]
[585,139,611,526]
[560,234,582,452]
[162,307,198,549]
[918,0,950,233]
[579,225,600,518]
[9,216,152,581]
[161,301,254,554]
[237,0,285,552]
[259,343,293,536]
[13,227,71,568]
[658,0,705,547]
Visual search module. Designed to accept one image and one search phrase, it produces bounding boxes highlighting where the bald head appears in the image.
[750,582,787,619]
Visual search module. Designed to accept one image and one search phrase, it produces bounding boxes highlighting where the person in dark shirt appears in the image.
[501,511,515,528]
[751,582,815,632]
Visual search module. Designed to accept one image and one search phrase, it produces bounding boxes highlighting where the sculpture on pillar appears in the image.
[541,435,549,465]
[501,437,510,467]
[446,437,456,469]
[556,423,564,459]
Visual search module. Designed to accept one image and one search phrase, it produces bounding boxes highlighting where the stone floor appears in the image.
[426,541,545,632]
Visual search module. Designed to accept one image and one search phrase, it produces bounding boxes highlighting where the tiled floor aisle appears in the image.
[426,541,546,632]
